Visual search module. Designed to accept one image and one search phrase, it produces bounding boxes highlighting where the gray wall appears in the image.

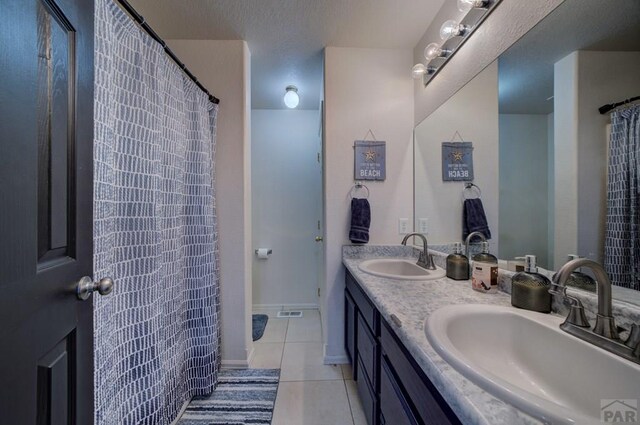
[499,114,551,268]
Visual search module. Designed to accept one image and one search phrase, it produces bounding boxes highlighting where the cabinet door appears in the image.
[357,313,378,387]
[381,321,461,425]
[356,355,378,425]
[380,356,418,425]
[345,290,356,365]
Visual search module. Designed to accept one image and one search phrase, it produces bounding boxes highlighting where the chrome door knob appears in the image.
[315,236,323,242]
[76,276,114,300]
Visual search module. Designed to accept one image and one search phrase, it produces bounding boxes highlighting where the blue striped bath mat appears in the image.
[177,368,280,424]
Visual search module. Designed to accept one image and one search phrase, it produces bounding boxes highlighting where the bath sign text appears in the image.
[442,141,474,181]
[354,140,386,181]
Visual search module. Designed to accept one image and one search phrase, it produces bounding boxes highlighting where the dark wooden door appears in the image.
[0,0,96,424]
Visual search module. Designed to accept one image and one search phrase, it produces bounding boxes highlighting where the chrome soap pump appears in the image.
[446,242,469,280]
[511,254,551,313]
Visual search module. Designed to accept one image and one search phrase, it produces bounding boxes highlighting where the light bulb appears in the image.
[284,86,299,108]
[440,20,466,40]
[457,0,487,12]
[424,43,445,61]
[412,63,427,79]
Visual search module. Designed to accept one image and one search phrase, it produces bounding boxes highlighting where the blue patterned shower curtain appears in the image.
[605,105,640,291]
[93,0,221,423]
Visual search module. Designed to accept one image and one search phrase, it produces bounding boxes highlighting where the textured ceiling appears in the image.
[128,0,445,109]
[498,0,640,115]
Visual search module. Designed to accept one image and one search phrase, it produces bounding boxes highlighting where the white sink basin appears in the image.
[358,259,445,281]
[425,304,640,424]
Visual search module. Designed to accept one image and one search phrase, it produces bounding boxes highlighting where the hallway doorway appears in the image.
[251,109,324,310]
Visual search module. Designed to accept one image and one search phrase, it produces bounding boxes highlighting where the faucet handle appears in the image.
[549,282,567,297]
[426,254,437,271]
[561,295,590,328]
[625,324,640,349]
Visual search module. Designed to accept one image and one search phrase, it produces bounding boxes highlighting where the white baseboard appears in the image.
[323,344,349,365]
[221,358,250,369]
[252,303,319,310]
[221,345,254,369]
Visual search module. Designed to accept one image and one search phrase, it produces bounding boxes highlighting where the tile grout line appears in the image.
[343,378,358,425]
[271,316,288,424]
[279,318,289,369]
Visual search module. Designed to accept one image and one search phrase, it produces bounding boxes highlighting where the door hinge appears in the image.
[317,152,320,163]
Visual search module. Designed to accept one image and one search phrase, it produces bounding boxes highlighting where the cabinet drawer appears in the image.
[346,272,377,333]
[356,355,377,425]
[357,313,378,387]
[380,356,418,425]
[381,320,461,425]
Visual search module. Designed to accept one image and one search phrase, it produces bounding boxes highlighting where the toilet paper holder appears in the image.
[255,249,273,255]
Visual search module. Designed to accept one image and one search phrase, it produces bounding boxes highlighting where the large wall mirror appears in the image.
[414,0,640,302]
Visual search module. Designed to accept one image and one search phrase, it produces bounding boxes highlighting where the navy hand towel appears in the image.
[463,198,491,242]
[349,198,371,244]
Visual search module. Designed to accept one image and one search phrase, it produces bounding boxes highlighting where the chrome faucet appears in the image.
[551,258,640,364]
[401,233,436,270]
[464,231,487,274]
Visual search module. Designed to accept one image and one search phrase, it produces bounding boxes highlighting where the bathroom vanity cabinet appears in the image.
[345,271,461,425]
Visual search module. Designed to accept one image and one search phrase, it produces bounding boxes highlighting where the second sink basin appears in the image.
[425,304,640,424]
[358,258,445,280]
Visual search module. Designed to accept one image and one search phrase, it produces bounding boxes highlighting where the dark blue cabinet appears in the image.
[380,356,418,425]
[345,270,462,425]
[345,290,356,364]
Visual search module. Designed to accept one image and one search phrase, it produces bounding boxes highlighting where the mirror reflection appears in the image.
[414,0,640,299]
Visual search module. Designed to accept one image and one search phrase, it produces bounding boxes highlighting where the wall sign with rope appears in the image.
[354,129,386,181]
[442,131,474,182]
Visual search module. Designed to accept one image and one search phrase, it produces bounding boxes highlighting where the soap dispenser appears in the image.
[471,242,498,293]
[446,242,469,280]
[472,241,498,264]
[553,254,597,291]
[511,255,551,313]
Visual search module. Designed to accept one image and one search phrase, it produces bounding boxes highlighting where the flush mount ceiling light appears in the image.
[284,85,299,109]
[412,0,501,87]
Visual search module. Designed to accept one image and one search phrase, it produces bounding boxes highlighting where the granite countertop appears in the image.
[342,245,543,425]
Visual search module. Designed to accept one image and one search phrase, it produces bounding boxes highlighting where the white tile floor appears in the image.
[250,308,366,425]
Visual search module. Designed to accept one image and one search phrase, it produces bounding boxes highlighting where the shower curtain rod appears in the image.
[115,0,220,105]
[599,95,639,114]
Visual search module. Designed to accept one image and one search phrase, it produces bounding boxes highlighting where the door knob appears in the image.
[315,236,323,242]
[76,276,114,300]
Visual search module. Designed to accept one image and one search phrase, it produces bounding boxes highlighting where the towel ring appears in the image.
[350,182,370,199]
[462,183,481,200]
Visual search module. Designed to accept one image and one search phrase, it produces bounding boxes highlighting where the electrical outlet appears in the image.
[398,218,409,235]
[419,218,429,235]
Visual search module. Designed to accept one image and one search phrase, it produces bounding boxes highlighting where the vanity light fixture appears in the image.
[414,0,501,87]
[440,20,469,40]
[424,42,451,61]
[284,85,299,109]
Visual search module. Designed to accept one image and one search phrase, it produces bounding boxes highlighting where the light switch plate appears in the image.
[398,218,409,235]
[419,218,429,234]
